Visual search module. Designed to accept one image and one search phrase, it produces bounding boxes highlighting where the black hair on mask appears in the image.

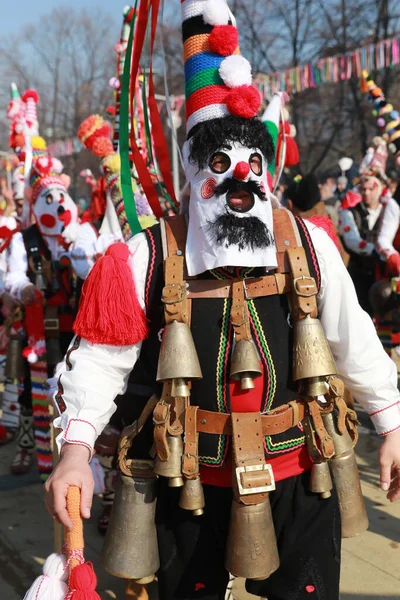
[207,211,274,251]
[188,116,274,169]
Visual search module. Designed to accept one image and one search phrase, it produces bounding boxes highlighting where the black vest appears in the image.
[344,203,380,274]
[138,216,321,467]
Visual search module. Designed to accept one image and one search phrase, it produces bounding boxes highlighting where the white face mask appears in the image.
[183,140,278,276]
[34,185,78,238]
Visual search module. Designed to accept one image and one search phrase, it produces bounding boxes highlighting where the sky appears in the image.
[0,0,129,35]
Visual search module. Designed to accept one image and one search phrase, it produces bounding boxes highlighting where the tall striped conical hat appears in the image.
[181,0,261,137]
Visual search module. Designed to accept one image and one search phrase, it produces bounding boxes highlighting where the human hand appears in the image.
[1,291,21,312]
[379,428,400,502]
[20,284,38,305]
[44,443,93,529]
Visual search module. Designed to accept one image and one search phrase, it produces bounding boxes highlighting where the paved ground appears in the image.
[0,422,399,599]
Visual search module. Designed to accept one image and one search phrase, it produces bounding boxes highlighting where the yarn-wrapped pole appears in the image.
[65,486,84,570]
[65,486,101,599]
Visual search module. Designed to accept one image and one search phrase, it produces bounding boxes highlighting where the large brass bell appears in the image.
[230,339,262,391]
[101,474,160,581]
[5,335,26,382]
[309,461,333,499]
[323,412,369,538]
[156,321,202,396]
[225,497,280,580]
[292,315,337,383]
[179,477,205,516]
[153,433,184,488]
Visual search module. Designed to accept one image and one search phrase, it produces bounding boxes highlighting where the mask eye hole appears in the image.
[46,193,53,205]
[59,193,65,204]
[209,152,231,174]
[249,153,262,176]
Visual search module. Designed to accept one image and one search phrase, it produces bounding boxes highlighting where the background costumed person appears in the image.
[45,2,400,600]
[338,138,392,315]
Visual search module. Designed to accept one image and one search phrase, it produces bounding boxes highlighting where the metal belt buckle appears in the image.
[44,318,59,331]
[293,275,317,297]
[236,463,276,495]
[161,284,185,305]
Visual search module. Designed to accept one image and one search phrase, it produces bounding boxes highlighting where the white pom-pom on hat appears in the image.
[51,158,64,174]
[27,351,38,364]
[203,0,230,25]
[219,55,252,88]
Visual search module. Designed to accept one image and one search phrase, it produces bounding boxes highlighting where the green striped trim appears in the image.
[265,433,305,452]
[186,68,223,98]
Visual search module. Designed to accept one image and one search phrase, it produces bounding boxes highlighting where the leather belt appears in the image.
[187,274,292,300]
[196,402,305,437]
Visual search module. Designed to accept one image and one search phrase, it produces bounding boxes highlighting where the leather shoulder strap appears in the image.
[273,208,302,273]
[160,215,187,260]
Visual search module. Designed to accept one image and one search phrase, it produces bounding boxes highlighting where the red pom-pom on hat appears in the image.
[22,89,40,103]
[209,25,239,56]
[92,137,114,158]
[226,85,261,118]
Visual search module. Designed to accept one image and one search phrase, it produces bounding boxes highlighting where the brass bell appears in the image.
[310,461,333,499]
[5,335,26,382]
[154,433,184,488]
[292,315,337,382]
[156,321,202,393]
[171,378,190,398]
[225,497,279,580]
[101,475,160,580]
[323,412,369,538]
[230,339,262,391]
[179,477,205,516]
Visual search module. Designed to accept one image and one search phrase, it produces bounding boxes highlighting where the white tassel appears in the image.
[23,553,68,600]
[219,55,252,88]
[203,0,230,25]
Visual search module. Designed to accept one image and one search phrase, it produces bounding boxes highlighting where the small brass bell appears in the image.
[171,378,190,398]
[179,477,205,516]
[156,321,202,392]
[292,315,338,382]
[225,497,280,580]
[309,461,333,499]
[154,433,184,488]
[230,339,262,391]
[5,335,26,382]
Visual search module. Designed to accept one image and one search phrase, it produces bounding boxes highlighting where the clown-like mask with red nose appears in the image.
[183,140,278,277]
[34,185,78,238]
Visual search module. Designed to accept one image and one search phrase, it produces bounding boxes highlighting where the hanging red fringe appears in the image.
[74,243,148,346]
[308,214,341,252]
[67,563,101,600]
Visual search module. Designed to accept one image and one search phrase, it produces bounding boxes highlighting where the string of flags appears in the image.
[255,37,400,98]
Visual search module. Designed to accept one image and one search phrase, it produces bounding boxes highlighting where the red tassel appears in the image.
[74,243,148,346]
[308,214,341,252]
[284,136,300,167]
[68,563,101,599]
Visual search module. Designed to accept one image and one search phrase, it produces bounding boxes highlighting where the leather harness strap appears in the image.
[286,246,318,319]
[185,273,292,299]
[182,405,199,479]
[231,280,252,342]
[196,402,306,436]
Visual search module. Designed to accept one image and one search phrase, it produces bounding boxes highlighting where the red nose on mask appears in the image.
[233,162,251,181]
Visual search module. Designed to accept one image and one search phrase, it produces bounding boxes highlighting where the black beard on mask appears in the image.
[207,211,275,251]
[213,178,266,201]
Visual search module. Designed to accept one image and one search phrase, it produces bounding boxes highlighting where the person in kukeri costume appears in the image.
[46,2,400,600]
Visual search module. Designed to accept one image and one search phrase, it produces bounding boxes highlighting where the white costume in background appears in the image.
[376,197,400,262]
[0,216,30,298]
